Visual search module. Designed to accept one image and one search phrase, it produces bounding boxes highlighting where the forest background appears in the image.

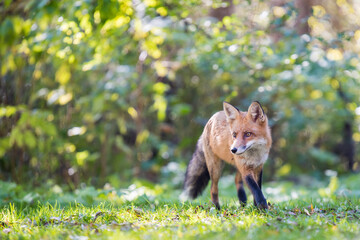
[1,0,359,192]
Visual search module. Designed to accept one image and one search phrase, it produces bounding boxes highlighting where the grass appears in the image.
[0,174,360,239]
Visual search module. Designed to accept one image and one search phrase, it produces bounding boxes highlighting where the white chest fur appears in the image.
[237,139,269,167]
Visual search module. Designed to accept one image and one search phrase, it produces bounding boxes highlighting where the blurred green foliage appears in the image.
[0,0,359,186]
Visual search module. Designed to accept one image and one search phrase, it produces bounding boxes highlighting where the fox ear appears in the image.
[247,101,266,123]
[223,102,239,120]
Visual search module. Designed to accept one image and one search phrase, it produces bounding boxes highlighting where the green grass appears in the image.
[1,174,360,239]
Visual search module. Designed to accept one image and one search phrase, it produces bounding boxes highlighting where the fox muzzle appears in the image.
[230,145,248,155]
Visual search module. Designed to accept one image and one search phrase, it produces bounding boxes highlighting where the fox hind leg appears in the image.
[235,171,247,206]
[209,167,223,210]
[204,150,224,210]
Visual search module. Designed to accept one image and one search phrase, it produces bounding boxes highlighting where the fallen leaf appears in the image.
[93,211,104,222]
[286,219,299,225]
[133,208,143,217]
[50,216,61,223]
[0,222,8,227]
[287,211,296,216]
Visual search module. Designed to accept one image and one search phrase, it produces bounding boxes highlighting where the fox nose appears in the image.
[231,148,237,154]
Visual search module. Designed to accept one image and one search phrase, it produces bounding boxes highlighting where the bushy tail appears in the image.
[182,138,210,199]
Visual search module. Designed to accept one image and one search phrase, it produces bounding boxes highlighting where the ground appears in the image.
[0,174,360,239]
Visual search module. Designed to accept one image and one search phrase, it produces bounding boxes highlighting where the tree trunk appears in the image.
[343,122,355,172]
[337,84,356,172]
[100,130,109,181]
[294,0,313,34]
[209,0,234,21]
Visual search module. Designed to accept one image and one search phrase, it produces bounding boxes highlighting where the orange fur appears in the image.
[183,101,272,209]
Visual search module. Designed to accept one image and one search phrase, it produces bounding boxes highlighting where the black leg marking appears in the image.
[245,175,268,209]
[257,170,263,190]
[237,185,247,206]
[211,193,220,210]
[253,170,263,206]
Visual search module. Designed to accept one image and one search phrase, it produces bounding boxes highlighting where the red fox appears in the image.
[183,101,272,209]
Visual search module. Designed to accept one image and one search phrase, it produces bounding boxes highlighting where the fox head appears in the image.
[223,101,271,155]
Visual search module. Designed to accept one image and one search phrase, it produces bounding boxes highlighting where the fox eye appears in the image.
[245,132,252,137]
[232,132,237,138]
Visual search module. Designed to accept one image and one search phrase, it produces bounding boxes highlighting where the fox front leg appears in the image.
[252,169,263,207]
[245,174,268,210]
[235,171,247,206]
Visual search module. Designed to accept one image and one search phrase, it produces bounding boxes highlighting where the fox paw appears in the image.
[255,201,268,210]
[259,202,268,210]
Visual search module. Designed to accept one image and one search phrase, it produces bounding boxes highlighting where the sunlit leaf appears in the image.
[56,64,71,85]
[136,130,150,145]
[58,93,73,105]
[76,151,89,166]
[326,48,343,61]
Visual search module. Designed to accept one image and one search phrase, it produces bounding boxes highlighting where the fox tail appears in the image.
[182,137,210,200]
